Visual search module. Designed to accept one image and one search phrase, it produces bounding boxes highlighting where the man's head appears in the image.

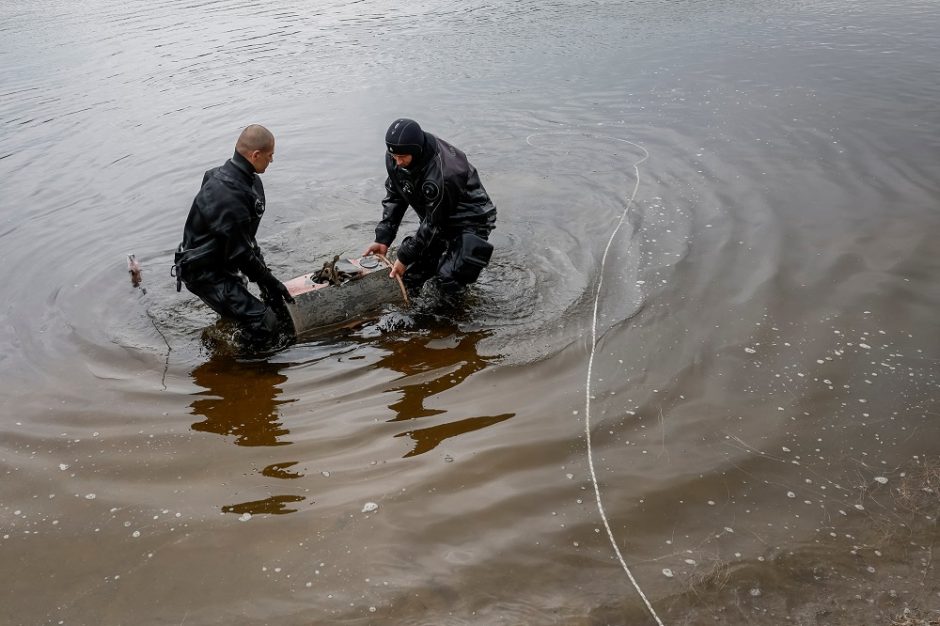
[236,124,275,174]
[385,118,425,169]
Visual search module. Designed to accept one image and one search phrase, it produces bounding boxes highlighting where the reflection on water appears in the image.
[221,495,306,516]
[189,352,295,447]
[374,327,515,457]
[190,352,308,516]
[2,0,939,622]
[397,413,514,458]
[261,460,304,479]
[379,329,494,421]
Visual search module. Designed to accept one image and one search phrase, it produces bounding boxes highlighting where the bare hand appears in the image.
[363,242,389,257]
[389,259,406,279]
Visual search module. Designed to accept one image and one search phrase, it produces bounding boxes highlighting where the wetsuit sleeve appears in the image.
[218,199,276,287]
[234,244,278,287]
[375,176,409,246]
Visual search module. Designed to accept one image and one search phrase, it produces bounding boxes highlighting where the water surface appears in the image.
[2,0,939,623]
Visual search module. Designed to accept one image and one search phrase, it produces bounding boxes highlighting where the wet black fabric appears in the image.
[176,151,287,345]
[184,274,281,343]
[179,151,270,281]
[399,227,495,296]
[375,132,497,281]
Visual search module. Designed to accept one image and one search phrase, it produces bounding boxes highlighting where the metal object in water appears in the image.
[282,254,407,336]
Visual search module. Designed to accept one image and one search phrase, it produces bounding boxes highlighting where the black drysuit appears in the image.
[174,151,287,345]
[376,132,497,294]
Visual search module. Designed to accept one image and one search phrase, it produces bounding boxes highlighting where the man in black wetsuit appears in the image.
[173,124,294,348]
[363,118,497,297]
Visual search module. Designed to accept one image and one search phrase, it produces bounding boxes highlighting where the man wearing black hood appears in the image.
[363,118,496,296]
[173,124,295,348]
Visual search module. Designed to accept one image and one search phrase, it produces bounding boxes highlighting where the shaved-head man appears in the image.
[235,124,275,172]
[174,124,294,349]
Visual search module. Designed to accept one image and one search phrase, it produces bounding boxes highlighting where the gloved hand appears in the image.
[272,280,295,305]
[261,275,295,305]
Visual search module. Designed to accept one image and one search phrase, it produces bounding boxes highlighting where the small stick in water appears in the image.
[127,254,142,288]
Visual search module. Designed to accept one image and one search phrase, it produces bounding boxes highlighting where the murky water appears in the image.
[2,0,939,623]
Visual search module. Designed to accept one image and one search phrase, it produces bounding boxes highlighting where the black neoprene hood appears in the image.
[385,118,425,157]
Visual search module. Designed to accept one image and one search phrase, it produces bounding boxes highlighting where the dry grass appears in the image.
[894,461,940,518]
[891,607,940,626]
[686,559,732,597]
[852,457,940,548]
[888,461,940,626]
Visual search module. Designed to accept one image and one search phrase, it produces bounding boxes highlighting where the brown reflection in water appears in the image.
[189,354,295,447]
[375,329,515,457]
[396,413,514,458]
[221,495,306,515]
[190,354,306,515]
[261,461,304,479]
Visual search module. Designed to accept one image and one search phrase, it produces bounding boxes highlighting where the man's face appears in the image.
[391,153,413,168]
[250,143,275,174]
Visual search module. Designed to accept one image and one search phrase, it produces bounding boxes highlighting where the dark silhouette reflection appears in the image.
[190,352,306,516]
[221,495,305,515]
[396,413,514,458]
[374,328,515,457]
[189,353,295,447]
[262,461,304,479]
[377,330,493,421]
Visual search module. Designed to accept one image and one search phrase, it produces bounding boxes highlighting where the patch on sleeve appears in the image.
[421,181,440,202]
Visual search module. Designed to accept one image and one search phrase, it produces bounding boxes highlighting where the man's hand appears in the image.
[261,276,295,305]
[273,281,296,305]
[363,242,389,257]
[389,259,406,280]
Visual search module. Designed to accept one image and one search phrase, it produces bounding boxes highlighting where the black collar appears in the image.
[229,150,257,181]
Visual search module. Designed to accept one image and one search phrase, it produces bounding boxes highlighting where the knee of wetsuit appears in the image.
[238,306,279,341]
[402,271,429,295]
[435,276,467,297]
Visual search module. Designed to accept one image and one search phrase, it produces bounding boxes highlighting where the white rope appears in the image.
[526,131,662,625]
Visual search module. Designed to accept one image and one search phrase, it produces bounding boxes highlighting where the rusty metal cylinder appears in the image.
[282,255,407,337]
